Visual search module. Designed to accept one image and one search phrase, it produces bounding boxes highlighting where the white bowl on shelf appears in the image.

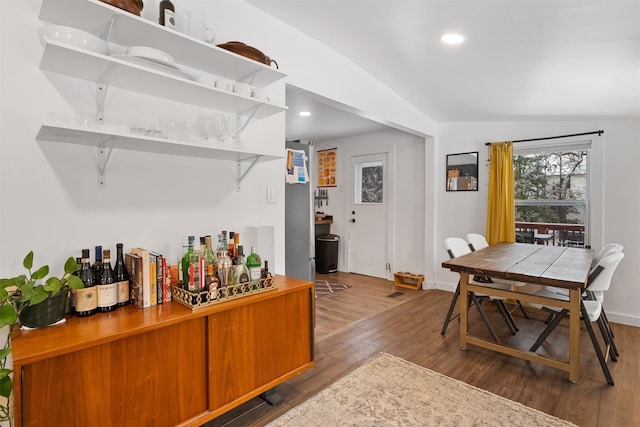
[41,25,108,55]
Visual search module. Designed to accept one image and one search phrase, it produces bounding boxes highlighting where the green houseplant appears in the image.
[0,251,84,425]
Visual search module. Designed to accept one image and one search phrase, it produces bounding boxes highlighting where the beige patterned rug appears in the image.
[267,353,576,426]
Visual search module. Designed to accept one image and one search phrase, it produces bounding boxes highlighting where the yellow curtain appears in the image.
[486,142,515,244]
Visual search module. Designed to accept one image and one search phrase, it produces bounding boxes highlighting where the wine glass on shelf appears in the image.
[212,113,229,142]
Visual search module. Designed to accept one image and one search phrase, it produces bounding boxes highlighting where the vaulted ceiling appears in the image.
[250,0,640,130]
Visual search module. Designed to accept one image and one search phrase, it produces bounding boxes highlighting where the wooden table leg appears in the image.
[459,272,469,350]
[568,287,580,383]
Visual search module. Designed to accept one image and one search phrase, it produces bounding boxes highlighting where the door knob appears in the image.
[350,219,356,223]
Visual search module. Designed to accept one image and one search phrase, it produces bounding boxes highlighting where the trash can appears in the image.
[315,234,339,274]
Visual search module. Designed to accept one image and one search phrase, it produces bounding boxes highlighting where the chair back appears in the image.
[515,230,534,244]
[562,229,585,247]
[444,237,472,259]
[587,251,624,292]
[591,243,623,269]
[466,233,489,251]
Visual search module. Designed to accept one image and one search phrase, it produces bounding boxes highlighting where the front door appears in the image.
[348,153,388,278]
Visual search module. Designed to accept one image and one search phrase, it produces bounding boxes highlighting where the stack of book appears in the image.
[125,248,171,308]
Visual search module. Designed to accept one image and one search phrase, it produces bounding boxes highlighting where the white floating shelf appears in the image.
[39,0,286,86]
[36,124,285,162]
[40,41,287,119]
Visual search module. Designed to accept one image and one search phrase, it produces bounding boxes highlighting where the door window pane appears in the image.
[355,161,383,204]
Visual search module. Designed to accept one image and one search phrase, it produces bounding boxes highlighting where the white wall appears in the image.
[0,0,436,282]
[0,0,286,275]
[434,120,640,326]
[193,0,436,138]
[312,129,425,278]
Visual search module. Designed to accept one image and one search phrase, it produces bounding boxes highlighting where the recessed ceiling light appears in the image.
[441,33,464,45]
[298,111,311,117]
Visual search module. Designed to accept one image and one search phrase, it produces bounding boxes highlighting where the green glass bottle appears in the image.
[181,236,195,289]
[246,246,262,289]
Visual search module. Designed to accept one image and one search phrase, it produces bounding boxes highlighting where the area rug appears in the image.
[266,353,576,426]
[315,280,350,298]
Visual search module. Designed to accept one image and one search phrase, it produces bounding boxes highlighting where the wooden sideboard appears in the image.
[11,276,315,426]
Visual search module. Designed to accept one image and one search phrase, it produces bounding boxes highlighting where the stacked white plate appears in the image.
[111,46,194,80]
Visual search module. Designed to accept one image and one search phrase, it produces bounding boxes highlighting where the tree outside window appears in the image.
[514,150,587,224]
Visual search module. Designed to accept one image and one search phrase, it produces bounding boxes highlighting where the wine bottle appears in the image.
[159,0,176,28]
[246,246,262,289]
[91,245,103,284]
[233,246,250,291]
[114,243,131,306]
[98,249,118,312]
[75,249,97,317]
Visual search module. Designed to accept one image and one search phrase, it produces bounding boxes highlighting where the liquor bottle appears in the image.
[181,236,195,290]
[203,236,216,289]
[76,249,97,317]
[98,249,118,312]
[178,235,189,284]
[246,246,262,288]
[216,233,225,252]
[233,246,250,290]
[114,243,130,306]
[262,260,273,287]
[188,239,203,293]
[199,236,206,257]
[228,231,236,264]
[221,230,228,250]
[232,232,240,265]
[205,264,219,297]
[159,0,176,28]
[91,245,103,284]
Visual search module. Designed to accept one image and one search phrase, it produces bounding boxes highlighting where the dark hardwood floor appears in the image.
[204,272,640,426]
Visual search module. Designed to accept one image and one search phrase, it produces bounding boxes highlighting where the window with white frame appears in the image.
[513,139,591,246]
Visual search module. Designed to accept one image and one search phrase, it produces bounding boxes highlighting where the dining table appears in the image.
[441,242,593,383]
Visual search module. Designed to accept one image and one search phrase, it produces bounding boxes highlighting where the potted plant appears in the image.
[0,251,84,425]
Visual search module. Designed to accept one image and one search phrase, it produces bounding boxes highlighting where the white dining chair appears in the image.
[529,251,624,385]
[465,233,530,319]
[544,243,623,350]
[441,237,518,343]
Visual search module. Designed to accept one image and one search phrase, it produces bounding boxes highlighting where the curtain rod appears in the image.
[485,130,604,146]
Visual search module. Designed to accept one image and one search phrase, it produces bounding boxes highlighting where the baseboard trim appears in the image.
[606,311,640,327]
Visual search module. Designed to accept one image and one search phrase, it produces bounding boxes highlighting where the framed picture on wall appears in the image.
[317,148,337,187]
[446,151,478,191]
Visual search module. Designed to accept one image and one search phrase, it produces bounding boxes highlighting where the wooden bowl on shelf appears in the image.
[99,0,144,16]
